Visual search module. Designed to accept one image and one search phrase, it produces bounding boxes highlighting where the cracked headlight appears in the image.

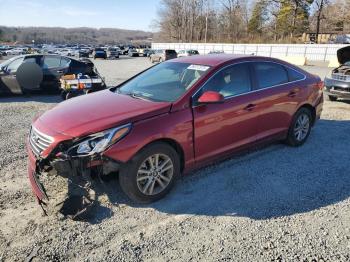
[69,124,132,156]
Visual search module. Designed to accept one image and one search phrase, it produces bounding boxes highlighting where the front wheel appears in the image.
[119,143,180,203]
[285,108,312,147]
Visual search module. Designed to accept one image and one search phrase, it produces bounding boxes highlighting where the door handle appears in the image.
[288,90,298,97]
[57,70,64,74]
[244,104,256,111]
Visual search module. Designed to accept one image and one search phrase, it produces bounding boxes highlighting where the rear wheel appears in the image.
[328,95,337,101]
[285,108,312,147]
[60,90,67,100]
[119,142,180,203]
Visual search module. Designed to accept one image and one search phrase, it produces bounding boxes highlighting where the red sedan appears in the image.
[27,55,323,204]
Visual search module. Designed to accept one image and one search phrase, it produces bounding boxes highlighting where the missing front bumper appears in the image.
[27,148,120,218]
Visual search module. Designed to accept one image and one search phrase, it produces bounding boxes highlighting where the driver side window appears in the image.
[200,63,252,98]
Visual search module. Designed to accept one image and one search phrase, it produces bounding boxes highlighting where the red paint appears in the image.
[27,55,323,200]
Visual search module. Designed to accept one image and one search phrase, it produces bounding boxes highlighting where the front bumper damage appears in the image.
[27,141,120,218]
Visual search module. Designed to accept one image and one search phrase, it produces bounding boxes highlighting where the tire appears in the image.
[328,95,337,101]
[65,92,76,100]
[285,107,312,147]
[119,142,180,203]
[60,90,67,100]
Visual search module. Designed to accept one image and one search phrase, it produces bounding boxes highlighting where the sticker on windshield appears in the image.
[187,64,210,71]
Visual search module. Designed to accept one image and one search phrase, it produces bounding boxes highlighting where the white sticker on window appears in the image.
[187,64,210,71]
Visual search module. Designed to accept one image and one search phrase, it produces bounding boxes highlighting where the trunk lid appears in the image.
[337,46,350,64]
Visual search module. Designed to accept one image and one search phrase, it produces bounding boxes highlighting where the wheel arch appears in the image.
[139,138,185,173]
[297,103,316,125]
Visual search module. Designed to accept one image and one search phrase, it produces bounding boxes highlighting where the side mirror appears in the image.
[197,91,224,104]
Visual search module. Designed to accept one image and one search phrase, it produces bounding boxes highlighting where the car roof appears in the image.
[171,54,250,67]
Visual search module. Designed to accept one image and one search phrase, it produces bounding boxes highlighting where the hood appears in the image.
[38,89,171,138]
[337,46,350,64]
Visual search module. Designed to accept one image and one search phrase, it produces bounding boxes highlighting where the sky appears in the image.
[0,0,161,31]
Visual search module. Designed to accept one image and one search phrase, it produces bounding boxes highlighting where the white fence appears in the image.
[152,43,348,61]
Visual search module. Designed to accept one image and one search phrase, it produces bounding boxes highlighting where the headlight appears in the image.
[69,123,132,156]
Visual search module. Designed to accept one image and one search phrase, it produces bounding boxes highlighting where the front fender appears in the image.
[103,109,194,169]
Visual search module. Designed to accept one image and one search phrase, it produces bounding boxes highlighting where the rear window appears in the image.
[254,62,289,89]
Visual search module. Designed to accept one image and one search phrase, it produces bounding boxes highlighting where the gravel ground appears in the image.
[0,57,350,261]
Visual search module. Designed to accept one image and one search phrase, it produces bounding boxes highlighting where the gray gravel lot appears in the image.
[0,57,350,261]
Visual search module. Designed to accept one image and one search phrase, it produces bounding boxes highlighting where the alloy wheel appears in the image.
[136,153,174,196]
[294,113,310,141]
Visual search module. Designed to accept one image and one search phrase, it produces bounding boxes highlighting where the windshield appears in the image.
[117,62,210,102]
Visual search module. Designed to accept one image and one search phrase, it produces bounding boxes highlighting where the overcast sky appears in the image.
[0,0,161,31]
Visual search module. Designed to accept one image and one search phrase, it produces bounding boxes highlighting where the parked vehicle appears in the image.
[78,49,90,58]
[177,49,199,57]
[136,46,151,57]
[128,48,139,57]
[57,49,75,57]
[335,35,350,44]
[93,48,107,59]
[147,49,155,57]
[324,46,350,101]
[208,50,225,54]
[5,48,26,56]
[107,47,120,59]
[0,54,100,95]
[27,55,323,205]
[60,61,106,100]
[150,49,177,63]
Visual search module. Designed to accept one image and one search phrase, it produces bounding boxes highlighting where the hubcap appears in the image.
[136,154,174,196]
[294,113,310,141]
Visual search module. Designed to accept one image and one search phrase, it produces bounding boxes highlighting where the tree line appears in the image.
[0,26,153,45]
[153,0,350,43]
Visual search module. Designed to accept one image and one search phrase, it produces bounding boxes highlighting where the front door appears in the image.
[0,57,24,94]
[192,63,260,163]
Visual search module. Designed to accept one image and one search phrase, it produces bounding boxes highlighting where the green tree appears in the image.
[276,0,312,40]
[248,0,268,36]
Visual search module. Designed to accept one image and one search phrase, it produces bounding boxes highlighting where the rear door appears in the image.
[40,56,70,92]
[192,63,260,163]
[252,61,305,140]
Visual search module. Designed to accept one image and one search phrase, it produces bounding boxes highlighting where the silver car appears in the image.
[324,46,350,101]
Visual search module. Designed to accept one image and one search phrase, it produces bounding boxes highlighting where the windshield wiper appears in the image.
[122,91,153,101]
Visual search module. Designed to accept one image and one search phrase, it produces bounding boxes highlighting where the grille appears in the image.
[29,127,54,157]
[332,73,350,82]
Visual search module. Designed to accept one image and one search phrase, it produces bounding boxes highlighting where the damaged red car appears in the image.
[27,55,323,204]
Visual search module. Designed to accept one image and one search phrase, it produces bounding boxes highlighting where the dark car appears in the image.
[324,46,350,101]
[0,54,99,95]
[93,48,107,59]
[78,50,90,58]
[27,55,323,205]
